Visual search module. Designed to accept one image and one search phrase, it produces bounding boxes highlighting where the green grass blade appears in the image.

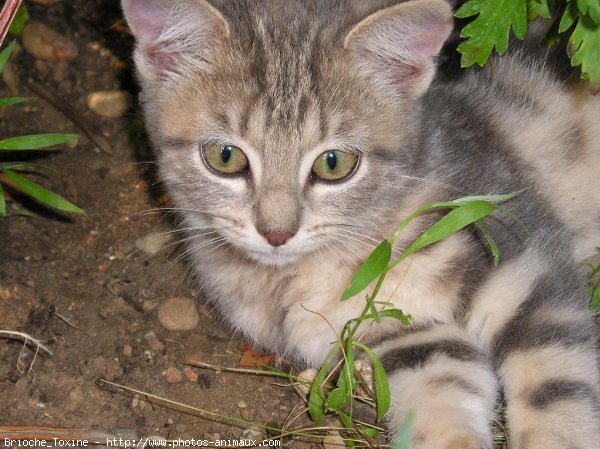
[0,183,6,216]
[341,240,391,301]
[475,219,500,266]
[590,285,600,311]
[360,308,412,326]
[445,189,528,206]
[0,97,26,107]
[392,411,415,449]
[395,201,498,266]
[355,342,390,422]
[0,134,79,150]
[308,345,339,425]
[8,3,30,37]
[0,41,16,73]
[3,169,84,214]
[0,162,49,171]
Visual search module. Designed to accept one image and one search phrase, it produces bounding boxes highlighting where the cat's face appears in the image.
[122,0,453,266]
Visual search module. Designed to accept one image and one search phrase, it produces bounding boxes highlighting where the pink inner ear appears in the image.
[409,22,452,59]
[124,0,166,44]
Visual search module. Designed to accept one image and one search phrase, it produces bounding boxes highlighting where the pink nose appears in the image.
[259,229,294,247]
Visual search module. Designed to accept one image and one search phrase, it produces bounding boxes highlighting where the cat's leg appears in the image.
[371,324,498,449]
[467,257,600,449]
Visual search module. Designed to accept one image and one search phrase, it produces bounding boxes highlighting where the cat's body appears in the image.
[121,0,600,447]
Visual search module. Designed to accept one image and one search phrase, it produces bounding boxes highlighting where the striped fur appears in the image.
[122,0,600,447]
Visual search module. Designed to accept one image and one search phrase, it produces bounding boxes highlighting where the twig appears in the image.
[0,330,53,355]
[26,81,114,155]
[0,0,22,46]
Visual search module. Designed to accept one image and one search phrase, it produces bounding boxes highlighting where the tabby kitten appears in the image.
[121,0,600,447]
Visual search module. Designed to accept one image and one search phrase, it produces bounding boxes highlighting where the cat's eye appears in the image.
[311,150,359,181]
[201,143,249,175]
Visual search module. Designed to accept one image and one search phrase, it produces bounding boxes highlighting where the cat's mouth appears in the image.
[245,247,305,267]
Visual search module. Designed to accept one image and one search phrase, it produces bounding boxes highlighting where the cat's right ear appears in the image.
[121,0,229,80]
[344,0,453,98]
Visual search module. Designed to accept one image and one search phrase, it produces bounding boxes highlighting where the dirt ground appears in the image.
[0,1,313,447]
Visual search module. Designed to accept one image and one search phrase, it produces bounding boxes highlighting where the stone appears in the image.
[165,367,183,384]
[86,90,132,118]
[157,297,200,331]
[323,431,345,449]
[22,21,78,61]
[182,367,198,383]
[295,368,318,397]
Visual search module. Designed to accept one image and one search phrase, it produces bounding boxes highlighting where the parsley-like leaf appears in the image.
[568,13,600,90]
[456,0,528,67]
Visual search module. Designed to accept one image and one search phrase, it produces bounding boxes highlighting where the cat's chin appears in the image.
[245,248,305,267]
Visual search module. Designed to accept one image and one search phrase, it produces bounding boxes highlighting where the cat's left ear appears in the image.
[344,0,453,98]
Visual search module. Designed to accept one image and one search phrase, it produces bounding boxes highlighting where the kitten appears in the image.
[121,0,600,447]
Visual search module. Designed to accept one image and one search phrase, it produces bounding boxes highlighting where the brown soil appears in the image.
[0,2,313,447]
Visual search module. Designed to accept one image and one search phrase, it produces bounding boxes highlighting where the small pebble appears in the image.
[182,367,198,383]
[134,231,174,256]
[295,368,318,397]
[122,344,133,357]
[323,431,345,449]
[86,90,132,118]
[157,297,200,331]
[165,367,183,384]
[22,21,78,61]
[184,350,204,365]
[241,428,262,440]
[2,61,20,95]
[237,400,248,409]
[144,331,165,352]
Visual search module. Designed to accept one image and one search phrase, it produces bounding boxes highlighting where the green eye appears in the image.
[311,150,358,181]
[202,143,249,175]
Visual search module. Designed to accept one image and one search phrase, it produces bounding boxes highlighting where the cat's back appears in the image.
[426,50,600,259]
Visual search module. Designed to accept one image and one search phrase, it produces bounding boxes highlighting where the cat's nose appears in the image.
[259,229,294,247]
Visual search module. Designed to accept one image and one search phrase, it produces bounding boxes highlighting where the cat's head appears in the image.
[122,0,452,266]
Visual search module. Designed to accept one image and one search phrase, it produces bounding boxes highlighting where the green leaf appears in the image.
[475,219,500,266]
[8,3,30,37]
[456,0,528,66]
[0,162,48,171]
[2,169,84,214]
[325,379,348,411]
[361,308,413,326]
[357,425,380,438]
[568,13,600,89]
[392,411,415,449]
[527,0,551,19]
[443,189,528,207]
[355,343,390,422]
[400,201,498,262]
[577,0,600,24]
[369,300,380,324]
[0,41,17,74]
[341,240,391,301]
[560,1,579,32]
[590,285,600,310]
[327,334,356,411]
[308,346,339,425]
[0,97,26,107]
[0,134,79,150]
[0,183,6,217]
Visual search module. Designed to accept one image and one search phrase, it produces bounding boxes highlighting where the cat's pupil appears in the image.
[326,152,337,170]
[221,146,233,164]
